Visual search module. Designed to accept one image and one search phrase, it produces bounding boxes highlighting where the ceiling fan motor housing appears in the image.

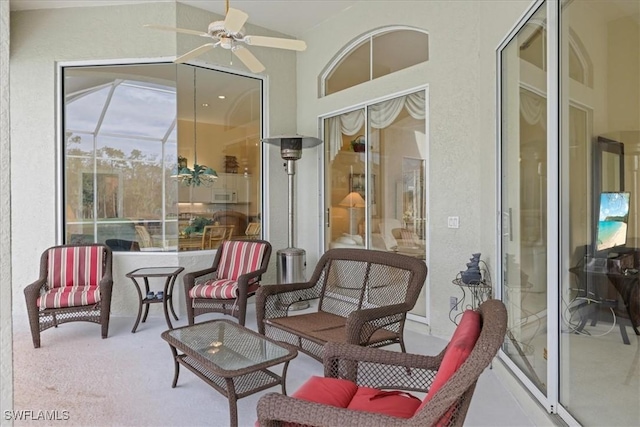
[208,21,244,38]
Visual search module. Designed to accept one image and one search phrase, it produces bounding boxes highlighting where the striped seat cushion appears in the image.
[217,241,267,281]
[37,286,101,309]
[190,279,261,300]
[190,279,239,299]
[47,246,105,289]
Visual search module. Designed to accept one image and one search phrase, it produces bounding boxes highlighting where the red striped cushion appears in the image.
[217,241,267,281]
[37,286,101,309]
[190,279,238,299]
[47,246,104,289]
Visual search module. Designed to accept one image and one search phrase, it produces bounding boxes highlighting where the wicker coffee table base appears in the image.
[161,320,297,427]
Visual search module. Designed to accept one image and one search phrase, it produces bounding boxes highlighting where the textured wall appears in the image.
[1,0,13,419]
[294,0,530,337]
[9,2,297,320]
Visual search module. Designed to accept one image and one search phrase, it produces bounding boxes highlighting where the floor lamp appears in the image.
[339,191,365,235]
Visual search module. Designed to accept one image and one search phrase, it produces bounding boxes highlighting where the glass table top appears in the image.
[126,266,184,277]
[165,321,292,371]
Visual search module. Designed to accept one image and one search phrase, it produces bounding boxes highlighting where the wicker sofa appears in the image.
[256,248,427,361]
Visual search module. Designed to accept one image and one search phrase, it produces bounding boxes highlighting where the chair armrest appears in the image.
[257,392,408,427]
[345,303,410,344]
[98,275,114,305]
[322,342,443,393]
[183,266,219,290]
[24,278,47,306]
[255,281,319,334]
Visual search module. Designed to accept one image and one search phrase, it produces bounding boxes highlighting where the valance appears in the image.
[328,91,426,161]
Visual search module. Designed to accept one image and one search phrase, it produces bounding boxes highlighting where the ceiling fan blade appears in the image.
[224,7,249,34]
[243,35,307,52]
[144,24,209,38]
[174,43,216,63]
[232,46,265,73]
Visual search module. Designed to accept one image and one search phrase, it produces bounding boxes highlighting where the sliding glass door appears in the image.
[323,89,428,319]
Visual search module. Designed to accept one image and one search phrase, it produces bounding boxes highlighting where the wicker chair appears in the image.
[211,210,248,238]
[257,299,508,427]
[24,244,114,348]
[256,248,428,362]
[201,225,234,249]
[183,239,272,326]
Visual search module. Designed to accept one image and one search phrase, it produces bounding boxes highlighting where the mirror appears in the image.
[593,136,625,247]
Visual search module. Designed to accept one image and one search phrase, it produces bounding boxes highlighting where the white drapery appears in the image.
[520,88,546,130]
[327,91,426,161]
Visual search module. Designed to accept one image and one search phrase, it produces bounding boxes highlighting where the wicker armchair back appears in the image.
[24,244,113,348]
[256,248,427,361]
[256,299,508,427]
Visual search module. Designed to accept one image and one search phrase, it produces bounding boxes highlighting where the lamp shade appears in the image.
[339,192,365,208]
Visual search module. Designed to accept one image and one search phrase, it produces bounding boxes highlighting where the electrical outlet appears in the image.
[450,296,458,311]
[447,216,459,228]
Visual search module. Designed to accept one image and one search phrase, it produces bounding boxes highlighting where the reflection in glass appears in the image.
[63,63,263,252]
[324,90,427,318]
[500,2,547,394]
[560,1,640,425]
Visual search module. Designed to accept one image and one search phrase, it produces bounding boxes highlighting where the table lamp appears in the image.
[339,191,365,235]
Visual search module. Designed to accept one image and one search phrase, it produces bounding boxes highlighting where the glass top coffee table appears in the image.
[161,319,297,427]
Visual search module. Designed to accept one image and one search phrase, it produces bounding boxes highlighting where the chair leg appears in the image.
[25,300,42,348]
[101,308,110,339]
[29,321,41,349]
[186,299,195,326]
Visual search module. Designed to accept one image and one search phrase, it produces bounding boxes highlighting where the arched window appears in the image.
[320,26,429,97]
[519,20,593,88]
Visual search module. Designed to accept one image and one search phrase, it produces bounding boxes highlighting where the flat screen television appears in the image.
[595,191,630,253]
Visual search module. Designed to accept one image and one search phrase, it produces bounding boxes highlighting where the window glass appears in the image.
[65,86,110,133]
[500,3,548,394]
[372,30,428,79]
[324,89,427,318]
[63,63,263,252]
[323,28,429,96]
[326,40,370,95]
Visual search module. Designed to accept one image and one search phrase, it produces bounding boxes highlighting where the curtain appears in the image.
[327,91,426,161]
[520,88,546,130]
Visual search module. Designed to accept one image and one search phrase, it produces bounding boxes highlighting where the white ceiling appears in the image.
[9,0,360,37]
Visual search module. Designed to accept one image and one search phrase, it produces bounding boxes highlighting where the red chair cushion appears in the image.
[291,376,358,408]
[416,309,482,420]
[217,241,267,281]
[37,285,101,309]
[190,279,238,299]
[47,246,104,289]
[347,387,421,418]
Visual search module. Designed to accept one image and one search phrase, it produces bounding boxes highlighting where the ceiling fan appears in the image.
[145,0,307,73]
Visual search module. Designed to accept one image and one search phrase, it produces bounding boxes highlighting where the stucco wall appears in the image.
[9,2,298,319]
[294,0,531,337]
[1,0,13,421]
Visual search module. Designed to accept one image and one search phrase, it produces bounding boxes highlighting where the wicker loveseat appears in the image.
[256,299,508,427]
[256,248,427,361]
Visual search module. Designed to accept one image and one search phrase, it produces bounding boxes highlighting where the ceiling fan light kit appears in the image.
[145,3,307,73]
